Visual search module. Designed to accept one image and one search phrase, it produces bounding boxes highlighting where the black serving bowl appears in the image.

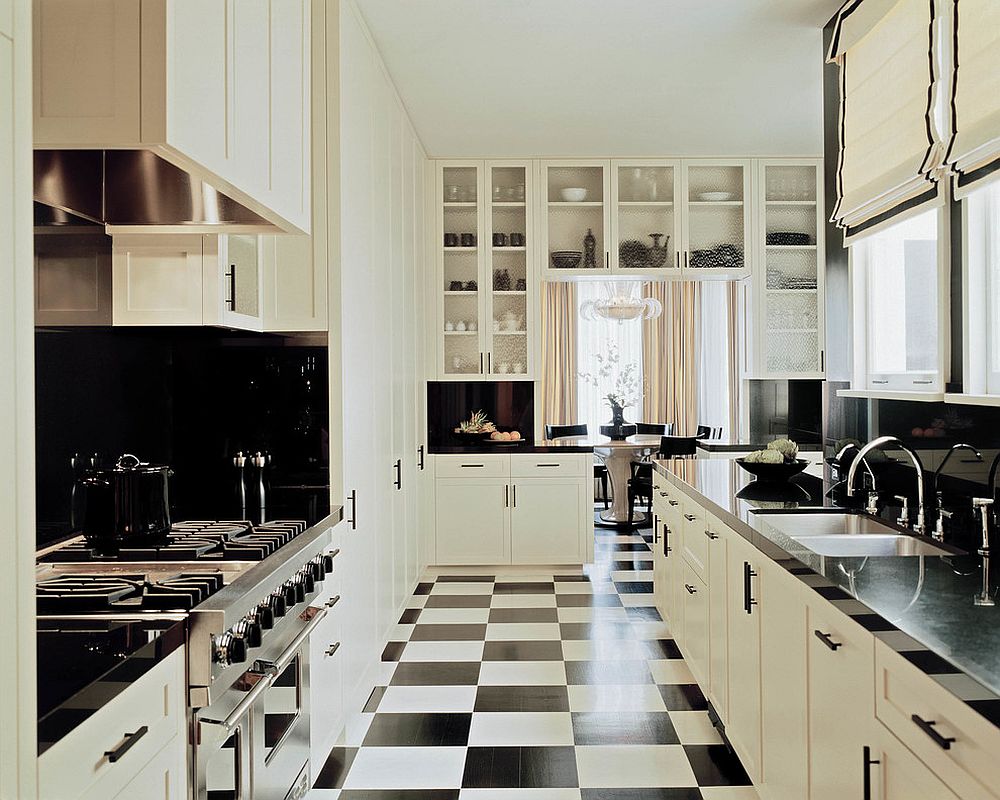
[735,457,809,483]
[551,251,582,269]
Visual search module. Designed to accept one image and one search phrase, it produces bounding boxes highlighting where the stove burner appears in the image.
[36,572,226,613]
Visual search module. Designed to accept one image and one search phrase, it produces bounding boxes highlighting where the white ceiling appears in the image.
[353,0,842,158]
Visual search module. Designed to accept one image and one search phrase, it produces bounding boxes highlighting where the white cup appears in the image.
[456,321,467,331]
[445,321,454,331]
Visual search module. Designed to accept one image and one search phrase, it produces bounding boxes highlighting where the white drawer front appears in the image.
[874,641,1000,800]
[510,454,587,478]
[680,499,708,583]
[39,647,186,800]
[435,454,509,478]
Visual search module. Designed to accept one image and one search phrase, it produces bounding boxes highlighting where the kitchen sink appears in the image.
[749,510,955,558]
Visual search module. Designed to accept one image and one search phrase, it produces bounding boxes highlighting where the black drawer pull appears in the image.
[743,562,757,614]
[104,726,148,763]
[668,499,679,506]
[659,491,668,497]
[684,583,697,594]
[705,529,719,540]
[535,463,560,467]
[325,594,341,608]
[461,464,486,468]
[814,630,842,651]
[911,715,956,750]
[683,513,696,522]
[326,641,341,657]
[863,745,880,800]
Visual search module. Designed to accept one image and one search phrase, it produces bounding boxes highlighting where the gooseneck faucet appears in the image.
[847,436,927,536]
[933,443,983,541]
[834,443,880,514]
[972,497,995,607]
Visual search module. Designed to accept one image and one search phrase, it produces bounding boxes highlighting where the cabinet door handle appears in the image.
[683,513,696,522]
[684,251,689,269]
[418,445,425,471]
[911,715,956,750]
[663,524,670,556]
[393,459,402,490]
[104,726,148,763]
[743,561,757,614]
[676,251,681,269]
[684,583,697,594]
[659,491,668,497]
[705,529,719,540]
[226,265,236,311]
[862,745,880,800]
[605,251,609,269]
[512,484,517,508]
[653,515,659,543]
[814,630,842,651]
[668,499,678,506]
[325,641,341,657]
[324,594,341,608]
[480,353,484,374]
[487,352,492,374]
[505,484,509,508]
[347,489,357,530]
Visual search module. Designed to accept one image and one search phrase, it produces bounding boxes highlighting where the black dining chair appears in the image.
[696,424,723,440]
[627,460,654,527]
[636,422,674,435]
[658,435,699,457]
[545,423,609,509]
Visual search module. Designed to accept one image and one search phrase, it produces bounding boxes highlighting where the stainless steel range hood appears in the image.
[34,150,276,232]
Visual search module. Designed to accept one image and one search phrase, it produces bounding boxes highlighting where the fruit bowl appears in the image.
[736,458,809,483]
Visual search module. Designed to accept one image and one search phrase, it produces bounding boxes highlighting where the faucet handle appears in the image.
[866,491,880,516]
[973,497,994,509]
[894,495,910,528]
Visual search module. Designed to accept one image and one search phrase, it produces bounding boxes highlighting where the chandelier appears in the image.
[579,281,663,323]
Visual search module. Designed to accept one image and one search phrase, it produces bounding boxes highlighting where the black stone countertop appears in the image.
[654,456,1000,728]
[430,440,595,454]
[37,617,186,754]
[695,438,823,453]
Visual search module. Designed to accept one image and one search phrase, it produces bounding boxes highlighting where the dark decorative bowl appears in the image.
[551,251,582,269]
[735,457,809,483]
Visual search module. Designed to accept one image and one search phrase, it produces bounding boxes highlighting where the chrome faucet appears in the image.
[834,443,880,513]
[847,436,927,536]
[972,497,995,607]
[932,443,983,542]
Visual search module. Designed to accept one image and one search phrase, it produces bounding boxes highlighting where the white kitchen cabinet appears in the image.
[38,647,187,800]
[610,159,683,277]
[32,0,311,233]
[35,233,113,326]
[705,513,729,722]
[680,560,709,687]
[539,159,612,278]
[0,0,12,38]
[111,234,211,326]
[726,533,763,783]
[510,478,588,564]
[868,723,961,800]
[262,235,328,332]
[435,477,510,565]
[211,234,263,329]
[679,160,752,280]
[310,543,344,772]
[744,158,826,378]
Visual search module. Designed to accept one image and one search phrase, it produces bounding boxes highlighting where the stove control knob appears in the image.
[281,582,298,607]
[309,557,325,581]
[322,553,336,573]
[255,603,275,630]
[297,568,316,594]
[267,591,287,618]
[213,631,248,666]
[291,578,306,604]
[235,617,263,648]
[228,633,248,664]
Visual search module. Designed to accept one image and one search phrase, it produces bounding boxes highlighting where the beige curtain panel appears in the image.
[642,281,700,435]
[540,281,578,429]
[828,0,948,234]
[949,0,1000,195]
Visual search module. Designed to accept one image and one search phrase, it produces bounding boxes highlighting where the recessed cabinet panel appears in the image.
[510,479,584,564]
[35,237,112,326]
[726,535,762,782]
[230,0,270,192]
[111,235,205,325]
[435,478,509,565]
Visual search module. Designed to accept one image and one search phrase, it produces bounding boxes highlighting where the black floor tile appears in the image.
[424,594,493,608]
[626,606,663,621]
[312,746,358,789]
[564,660,654,685]
[613,542,654,551]
[560,622,636,640]
[389,662,481,686]
[436,575,495,582]
[482,640,564,661]
[462,746,579,788]
[641,639,683,658]
[474,685,570,712]
[571,711,680,745]
[613,559,655,571]
[614,580,655,594]
[381,641,406,662]
[657,684,709,711]
[494,582,556,594]
[489,607,559,623]
[684,744,753,786]
[398,608,421,624]
[339,792,461,800]
[362,686,387,713]
[580,790,701,800]
[409,624,488,641]
[555,593,623,608]
[554,574,591,582]
[414,583,434,595]
[361,713,472,747]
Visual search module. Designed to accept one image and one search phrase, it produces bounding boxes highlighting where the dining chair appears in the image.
[658,435,699,457]
[627,460,654,527]
[636,422,674,435]
[545,423,609,509]
[696,424,723,440]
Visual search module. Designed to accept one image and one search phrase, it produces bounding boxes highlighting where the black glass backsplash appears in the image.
[747,379,822,445]
[35,327,329,546]
[427,381,534,450]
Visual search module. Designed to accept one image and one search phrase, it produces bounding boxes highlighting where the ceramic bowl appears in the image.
[735,458,809,483]
[699,191,734,202]
[560,187,588,202]
[551,251,582,269]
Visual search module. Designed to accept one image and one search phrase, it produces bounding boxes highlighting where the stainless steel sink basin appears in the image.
[750,510,954,558]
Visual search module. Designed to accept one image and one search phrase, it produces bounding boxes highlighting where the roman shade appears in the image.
[828,0,948,237]
[949,0,1000,196]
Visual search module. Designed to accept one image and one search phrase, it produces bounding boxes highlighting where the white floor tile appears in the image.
[376,661,398,684]
[305,791,340,799]
[612,570,654,582]
[632,621,673,640]
[400,641,485,662]
[342,746,467,789]
[406,595,430,608]
[486,623,562,641]
[417,607,492,625]
[567,684,667,712]
[562,639,649,661]
[389,623,415,640]
[575,744,697,787]
[431,582,496,595]
[700,788,761,799]
[478,661,567,686]
[460,789,582,800]
[619,593,658,607]
[490,594,558,608]
[556,606,629,623]
[668,710,724,744]
[553,581,616,595]
[648,659,695,685]
[467,712,575,746]
[377,685,478,713]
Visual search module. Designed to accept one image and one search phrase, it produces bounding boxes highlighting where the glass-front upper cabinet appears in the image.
[680,160,752,279]
[611,159,682,277]
[539,160,611,278]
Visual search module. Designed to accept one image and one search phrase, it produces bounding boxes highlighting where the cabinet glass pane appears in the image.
[686,165,745,271]
[443,165,480,376]
[617,166,674,270]
[490,165,528,376]
[228,235,259,317]
[546,165,604,271]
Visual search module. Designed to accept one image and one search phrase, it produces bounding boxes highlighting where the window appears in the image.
[849,207,948,393]
[963,179,1000,396]
[576,282,644,434]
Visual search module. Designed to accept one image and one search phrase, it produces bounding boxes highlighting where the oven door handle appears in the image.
[201,605,328,736]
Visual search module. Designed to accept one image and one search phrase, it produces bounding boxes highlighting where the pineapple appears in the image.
[456,409,496,434]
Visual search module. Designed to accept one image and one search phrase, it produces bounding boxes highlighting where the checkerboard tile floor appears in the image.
[310,525,757,800]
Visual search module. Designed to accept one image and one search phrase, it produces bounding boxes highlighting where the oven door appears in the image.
[251,651,311,800]
[195,698,252,800]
